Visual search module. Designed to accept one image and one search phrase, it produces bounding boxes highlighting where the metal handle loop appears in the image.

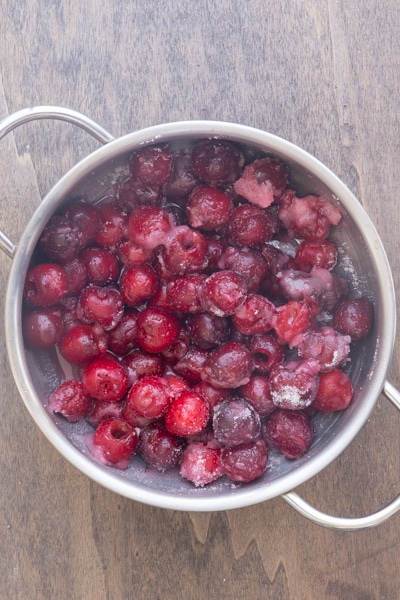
[282,379,400,530]
[0,106,115,258]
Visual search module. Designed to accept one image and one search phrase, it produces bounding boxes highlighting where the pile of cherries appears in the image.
[22,138,373,486]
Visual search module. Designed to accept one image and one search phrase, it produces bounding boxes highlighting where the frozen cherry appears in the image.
[59,323,108,365]
[139,423,184,471]
[136,307,180,353]
[239,375,275,417]
[312,369,353,412]
[262,409,313,459]
[82,357,129,402]
[107,309,139,356]
[191,139,244,186]
[164,391,209,437]
[278,194,342,241]
[128,206,174,250]
[180,443,223,486]
[117,239,154,266]
[172,347,209,384]
[192,381,232,411]
[130,145,173,187]
[161,327,191,364]
[232,294,275,336]
[127,376,172,419]
[117,178,161,211]
[163,152,200,197]
[123,350,164,385]
[234,157,288,208]
[247,333,285,374]
[24,263,69,307]
[22,308,63,349]
[186,312,231,349]
[119,263,159,306]
[76,285,124,331]
[200,270,247,316]
[95,202,128,247]
[269,359,320,410]
[273,300,317,346]
[166,274,206,314]
[332,296,373,341]
[187,184,234,231]
[201,341,253,389]
[221,439,268,482]
[39,216,82,263]
[86,398,124,426]
[227,204,276,246]
[63,257,88,295]
[64,199,101,247]
[218,246,269,293]
[295,326,351,371]
[213,398,261,446]
[80,246,120,285]
[93,417,138,467]
[295,240,338,272]
[162,225,208,275]
[48,379,92,422]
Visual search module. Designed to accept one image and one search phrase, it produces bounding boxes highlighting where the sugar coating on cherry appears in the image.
[24,137,370,486]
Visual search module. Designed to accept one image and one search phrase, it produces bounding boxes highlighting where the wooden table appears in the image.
[1,2,400,598]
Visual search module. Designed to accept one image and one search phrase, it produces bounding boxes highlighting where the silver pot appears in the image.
[2,106,400,531]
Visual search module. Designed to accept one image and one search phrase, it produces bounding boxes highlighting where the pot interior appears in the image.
[7,122,395,510]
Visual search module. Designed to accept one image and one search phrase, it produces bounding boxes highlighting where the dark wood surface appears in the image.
[1,2,400,599]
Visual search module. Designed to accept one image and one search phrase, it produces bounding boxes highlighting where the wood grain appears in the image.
[1,1,400,598]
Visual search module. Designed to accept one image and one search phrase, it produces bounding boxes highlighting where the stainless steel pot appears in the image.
[2,106,400,531]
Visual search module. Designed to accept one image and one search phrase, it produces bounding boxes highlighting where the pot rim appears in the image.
[5,120,396,511]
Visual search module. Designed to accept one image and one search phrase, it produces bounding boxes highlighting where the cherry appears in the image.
[278,194,342,241]
[312,369,353,412]
[201,341,253,389]
[117,178,161,211]
[172,347,209,384]
[117,239,154,266]
[227,204,276,246]
[24,263,69,307]
[59,323,108,364]
[232,294,275,336]
[23,308,63,349]
[107,309,139,356]
[187,184,234,231]
[80,246,120,285]
[221,439,268,482]
[180,443,223,486]
[295,326,351,371]
[234,157,288,208]
[262,409,313,459]
[139,423,184,471]
[164,391,209,437]
[82,356,129,402]
[218,246,269,293]
[119,263,159,306]
[162,152,200,197]
[191,139,244,186]
[64,199,101,247]
[239,375,276,417]
[186,312,231,349]
[213,398,261,446]
[273,300,317,346]
[123,349,165,385]
[162,225,208,275]
[295,240,338,272]
[76,285,124,331]
[63,257,88,295]
[39,216,82,263]
[247,333,285,374]
[127,375,172,419]
[95,202,129,247]
[136,307,180,353]
[192,381,232,411]
[166,274,206,314]
[200,270,247,316]
[332,296,373,341]
[269,359,320,410]
[160,327,191,364]
[86,398,124,426]
[93,417,138,467]
[48,379,92,422]
[128,206,174,250]
[130,145,173,187]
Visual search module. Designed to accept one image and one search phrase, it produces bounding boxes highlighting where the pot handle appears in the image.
[281,379,400,530]
[0,106,115,258]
